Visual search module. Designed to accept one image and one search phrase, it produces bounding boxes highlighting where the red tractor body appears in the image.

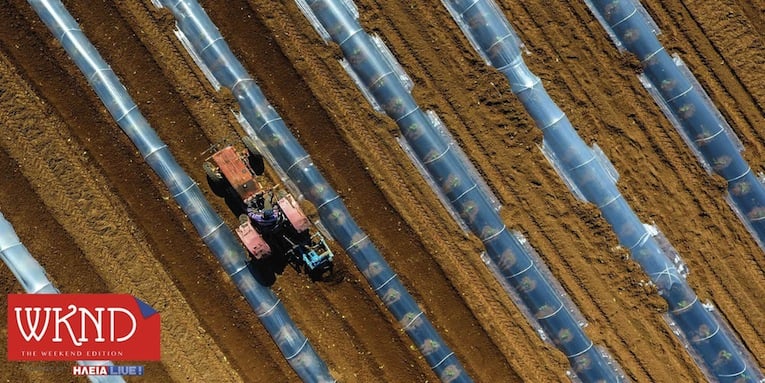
[204,137,334,280]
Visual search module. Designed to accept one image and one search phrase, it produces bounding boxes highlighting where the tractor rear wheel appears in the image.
[242,136,260,157]
[203,161,222,182]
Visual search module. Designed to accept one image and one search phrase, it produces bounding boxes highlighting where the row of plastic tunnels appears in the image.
[1,0,758,382]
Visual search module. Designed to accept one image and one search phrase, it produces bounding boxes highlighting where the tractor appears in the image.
[203,136,334,281]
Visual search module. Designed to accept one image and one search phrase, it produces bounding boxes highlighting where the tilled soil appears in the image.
[0,0,763,382]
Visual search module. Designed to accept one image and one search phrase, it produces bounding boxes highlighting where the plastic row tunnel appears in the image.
[296,0,626,381]
[0,210,123,383]
[440,0,764,382]
[151,0,471,381]
[25,1,335,381]
[585,0,765,253]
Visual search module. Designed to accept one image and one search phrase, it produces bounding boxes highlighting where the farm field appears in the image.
[0,0,763,382]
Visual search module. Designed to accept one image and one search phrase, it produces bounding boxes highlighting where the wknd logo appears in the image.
[7,294,160,361]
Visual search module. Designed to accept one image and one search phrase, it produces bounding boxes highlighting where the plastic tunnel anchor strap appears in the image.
[316,195,340,210]
[373,273,398,292]
[691,323,721,344]
[171,182,198,199]
[567,153,597,173]
[423,145,451,166]
[394,105,420,123]
[58,27,82,44]
[664,84,694,103]
[286,154,312,174]
[200,221,225,240]
[537,303,565,320]
[508,261,534,279]
[0,240,22,253]
[540,112,566,131]
[432,352,456,370]
[229,263,250,279]
[639,46,665,64]
[402,311,424,330]
[610,7,638,29]
[597,194,623,209]
[486,33,517,56]
[230,77,255,94]
[142,144,169,161]
[627,231,650,250]
[256,299,282,318]
[115,105,139,124]
[173,28,221,91]
[258,117,284,132]
[450,184,478,204]
[694,125,725,145]
[337,27,363,47]
[718,364,749,379]
[344,234,369,252]
[86,66,115,84]
[566,340,594,359]
[458,0,481,15]
[725,167,752,183]
[494,55,525,73]
[481,225,507,243]
[369,70,396,91]
[284,338,309,360]
[670,295,698,315]
[650,264,683,288]
[199,36,225,56]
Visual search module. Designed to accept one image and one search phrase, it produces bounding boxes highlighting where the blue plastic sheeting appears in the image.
[152,1,468,381]
[297,0,623,381]
[25,1,334,381]
[442,0,763,382]
[585,0,765,253]
[0,211,123,383]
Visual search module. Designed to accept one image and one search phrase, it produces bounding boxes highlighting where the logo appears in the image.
[7,294,160,361]
[72,364,144,376]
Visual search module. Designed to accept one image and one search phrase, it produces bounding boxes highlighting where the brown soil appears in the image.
[0,0,763,382]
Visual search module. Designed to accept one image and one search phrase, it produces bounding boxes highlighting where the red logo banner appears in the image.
[7,294,160,361]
